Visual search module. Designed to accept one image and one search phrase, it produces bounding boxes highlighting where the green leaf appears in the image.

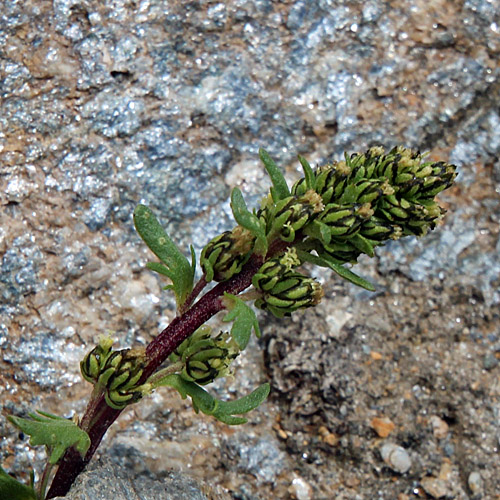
[0,467,37,500]
[304,220,332,245]
[153,374,269,425]
[338,183,358,204]
[157,374,218,414]
[297,155,316,190]
[214,382,270,418]
[134,204,195,308]
[259,148,290,202]
[222,293,261,350]
[230,188,268,255]
[350,234,375,257]
[146,262,173,278]
[296,250,376,291]
[8,411,91,465]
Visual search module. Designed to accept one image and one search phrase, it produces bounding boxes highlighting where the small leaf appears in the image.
[0,467,37,500]
[297,155,316,190]
[259,148,290,202]
[338,183,358,204]
[214,383,270,417]
[350,234,375,257]
[146,262,173,278]
[8,411,91,465]
[154,375,269,425]
[156,374,218,414]
[223,293,261,350]
[296,249,376,291]
[304,220,332,245]
[230,188,268,255]
[134,204,195,308]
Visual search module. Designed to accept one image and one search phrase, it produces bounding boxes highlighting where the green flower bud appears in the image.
[255,271,324,318]
[268,191,324,242]
[377,194,414,222]
[200,226,255,282]
[400,174,452,200]
[96,348,147,410]
[348,179,393,205]
[359,217,401,242]
[252,248,301,292]
[170,325,212,361]
[171,326,239,385]
[345,146,422,188]
[377,192,445,236]
[402,202,444,236]
[320,240,362,264]
[317,203,361,239]
[428,161,457,186]
[315,162,351,204]
[395,158,456,201]
[346,149,379,181]
[80,336,114,384]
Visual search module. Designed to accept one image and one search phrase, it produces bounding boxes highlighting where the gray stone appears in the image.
[379,443,412,474]
[52,457,225,500]
[1,0,499,498]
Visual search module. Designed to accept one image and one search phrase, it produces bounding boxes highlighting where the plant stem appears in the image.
[38,462,53,500]
[179,276,207,314]
[45,252,266,499]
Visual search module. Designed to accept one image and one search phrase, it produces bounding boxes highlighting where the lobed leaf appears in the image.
[134,204,195,308]
[214,382,270,419]
[259,148,290,202]
[153,374,269,425]
[222,293,261,350]
[0,467,37,500]
[8,411,91,465]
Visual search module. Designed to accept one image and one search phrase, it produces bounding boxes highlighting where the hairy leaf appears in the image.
[8,411,91,465]
[296,249,375,291]
[259,148,290,202]
[154,374,270,425]
[0,467,37,500]
[134,204,195,308]
[223,293,261,350]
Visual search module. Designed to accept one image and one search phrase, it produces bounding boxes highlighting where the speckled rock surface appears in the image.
[1,1,499,499]
[51,457,230,500]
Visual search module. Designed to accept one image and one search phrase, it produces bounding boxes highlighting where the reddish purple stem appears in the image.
[45,253,265,499]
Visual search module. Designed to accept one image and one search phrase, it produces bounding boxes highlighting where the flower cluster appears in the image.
[252,248,323,317]
[81,337,147,409]
[200,146,456,317]
[169,325,240,385]
[290,145,456,263]
[200,226,255,282]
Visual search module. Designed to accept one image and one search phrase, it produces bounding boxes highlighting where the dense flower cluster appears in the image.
[200,146,456,317]
[169,325,240,385]
[81,337,147,409]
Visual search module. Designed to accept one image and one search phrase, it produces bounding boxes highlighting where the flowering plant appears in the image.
[2,146,456,499]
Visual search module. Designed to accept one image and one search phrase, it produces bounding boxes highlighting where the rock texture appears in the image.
[1,1,499,499]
